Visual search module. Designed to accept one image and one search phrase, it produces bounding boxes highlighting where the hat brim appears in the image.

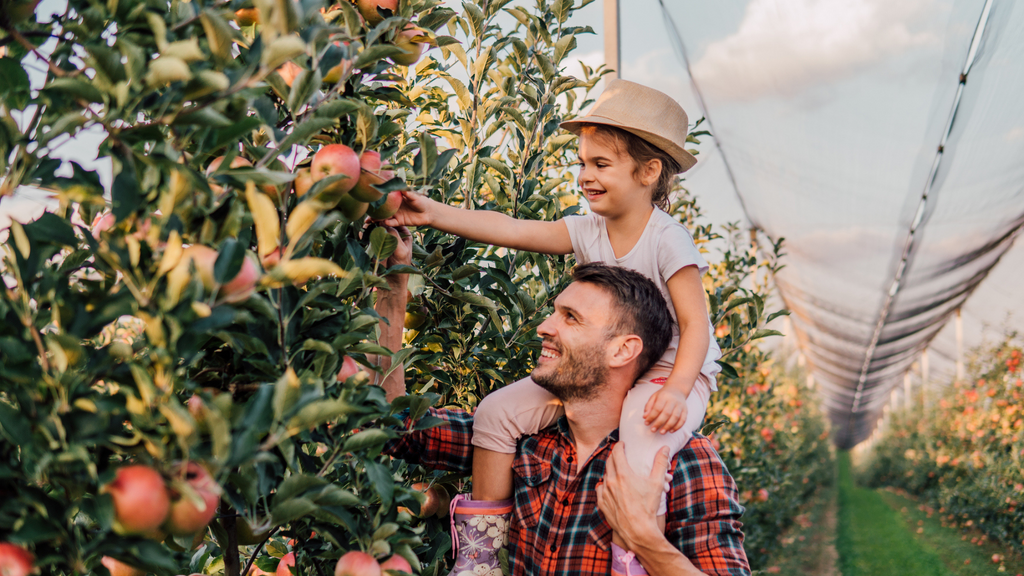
[560,116,698,173]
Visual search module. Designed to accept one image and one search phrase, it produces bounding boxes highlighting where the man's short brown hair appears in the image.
[570,263,673,377]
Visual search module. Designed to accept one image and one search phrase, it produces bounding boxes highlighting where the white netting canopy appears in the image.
[626,0,1024,448]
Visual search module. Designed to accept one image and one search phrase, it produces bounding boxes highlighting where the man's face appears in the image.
[531,282,616,401]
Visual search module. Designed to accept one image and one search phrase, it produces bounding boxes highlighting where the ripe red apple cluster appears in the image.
[304,144,406,223]
[102,463,221,539]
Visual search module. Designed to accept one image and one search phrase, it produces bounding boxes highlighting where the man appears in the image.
[376,227,750,576]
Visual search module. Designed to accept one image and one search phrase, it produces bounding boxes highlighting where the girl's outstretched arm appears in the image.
[381,190,574,255]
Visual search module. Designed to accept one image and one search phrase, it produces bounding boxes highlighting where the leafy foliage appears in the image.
[859,334,1024,557]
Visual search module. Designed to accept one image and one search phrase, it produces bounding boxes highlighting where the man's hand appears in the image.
[597,444,672,547]
[644,385,689,434]
[383,224,413,270]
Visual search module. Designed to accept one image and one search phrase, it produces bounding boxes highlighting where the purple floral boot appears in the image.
[611,542,648,576]
[446,495,513,576]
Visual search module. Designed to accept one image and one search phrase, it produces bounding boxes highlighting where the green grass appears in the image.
[878,488,1024,576]
[836,452,951,576]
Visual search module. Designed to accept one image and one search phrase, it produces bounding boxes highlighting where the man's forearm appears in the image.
[624,525,709,576]
[374,274,408,400]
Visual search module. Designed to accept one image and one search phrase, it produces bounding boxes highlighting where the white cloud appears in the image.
[691,0,936,101]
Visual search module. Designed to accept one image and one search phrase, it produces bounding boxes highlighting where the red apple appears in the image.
[0,543,34,576]
[337,356,368,382]
[379,555,412,575]
[103,465,171,536]
[336,194,369,222]
[181,245,260,304]
[277,61,303,88]
[366,191,403,221]
[234,7,259,25]
[410,483,450,518]
[334,551,381,576]
[350,152,394,203]
[101,557,145,576]
[164,462,222,536]
[206,156,253,195]
[356,0,397,25]
[276,552,295,576]
[311,144,360,203]
[392,26,427,67]
[294,168,314,197]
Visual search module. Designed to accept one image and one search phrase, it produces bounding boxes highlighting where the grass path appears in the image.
[835,451,950,575]
[759,453,1024,575]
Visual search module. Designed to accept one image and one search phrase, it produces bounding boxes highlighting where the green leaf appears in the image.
[353,44,406,70]
[287,68,321,111]
[452,290,496,310]
[278,117,336,149]
[363,459,394,508]
[368,226,398,262]
[111,151,140,221]
[276,474,327,503]
[750,329,783,341]
[44,77,104,104]
[342,428,392,452]
[270,496,319,525]
[214,238,245,285]
[315,98,362,118]
[0,58,30,110]
[716,360,739,379]
[766,309,791,323]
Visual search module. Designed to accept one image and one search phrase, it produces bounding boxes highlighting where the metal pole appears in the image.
[956,308,964,382]
[604,0,620,80]
[904,372,912,410]
[921,350,930,407]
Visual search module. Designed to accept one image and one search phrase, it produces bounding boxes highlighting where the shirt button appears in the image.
[567,456,574,463]
[549,544,557,552]
[562,497,569,506]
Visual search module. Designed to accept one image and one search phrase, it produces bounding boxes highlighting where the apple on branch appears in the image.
[356,0,396,25]
[334,551,381,576]
[0,543,35,576]
[311,144,361,204]
[163,462,222,536]
[102,464,171,536]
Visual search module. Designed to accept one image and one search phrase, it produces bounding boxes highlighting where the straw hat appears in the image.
[560,79,697,173]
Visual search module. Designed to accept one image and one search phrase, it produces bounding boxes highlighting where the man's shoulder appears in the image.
[672,433,733,480]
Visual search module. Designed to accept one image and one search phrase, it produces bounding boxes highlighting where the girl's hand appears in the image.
[381,189,435,228]
[643,386,689,434]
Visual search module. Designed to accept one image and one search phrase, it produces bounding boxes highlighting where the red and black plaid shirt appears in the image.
[387,408,751,576]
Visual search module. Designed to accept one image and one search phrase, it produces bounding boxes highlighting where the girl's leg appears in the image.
[446,377,563,576]
[471,376,564,500]
[611,375,713,574]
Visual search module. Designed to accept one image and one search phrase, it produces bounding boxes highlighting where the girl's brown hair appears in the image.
[578,124,682,211]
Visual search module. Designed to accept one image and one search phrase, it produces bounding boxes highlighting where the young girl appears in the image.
[384,79,721,576]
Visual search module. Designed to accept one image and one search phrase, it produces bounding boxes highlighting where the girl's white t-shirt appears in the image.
[564,209,722,388]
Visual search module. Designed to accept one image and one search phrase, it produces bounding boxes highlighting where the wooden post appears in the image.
[604,0,619,80]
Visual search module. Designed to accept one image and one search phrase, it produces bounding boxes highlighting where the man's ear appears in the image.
[608,334,643,369]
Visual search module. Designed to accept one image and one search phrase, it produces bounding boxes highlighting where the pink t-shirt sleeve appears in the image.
[658,222,708,281]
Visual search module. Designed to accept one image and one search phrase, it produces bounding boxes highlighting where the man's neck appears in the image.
[562,395,623,467]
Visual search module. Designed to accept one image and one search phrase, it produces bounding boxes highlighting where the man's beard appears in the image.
[531,340,609,402]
